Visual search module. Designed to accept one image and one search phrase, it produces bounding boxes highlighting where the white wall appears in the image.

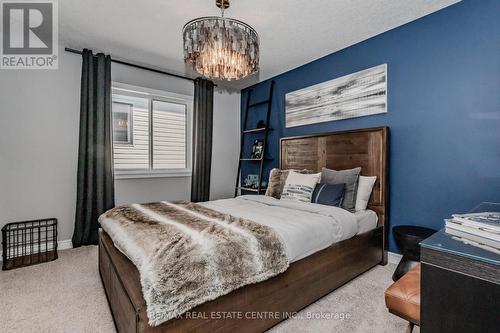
[0,46,240,242]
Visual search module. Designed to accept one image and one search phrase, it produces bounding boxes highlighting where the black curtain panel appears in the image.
[72,49,115,247]
[190,77,215,202]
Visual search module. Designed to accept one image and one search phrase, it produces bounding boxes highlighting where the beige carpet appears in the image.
[0,246,418,333]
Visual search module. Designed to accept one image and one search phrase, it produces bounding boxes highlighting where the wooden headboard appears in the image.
[280,126,389,245]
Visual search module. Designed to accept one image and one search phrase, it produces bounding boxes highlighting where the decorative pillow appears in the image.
[321,167,362,211]
[355,176,377,211]
[265,168,312,199]
[311,183,346,207]
[280,171,322,203]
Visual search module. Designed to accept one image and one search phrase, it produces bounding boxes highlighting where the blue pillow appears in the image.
[311,183,346,207]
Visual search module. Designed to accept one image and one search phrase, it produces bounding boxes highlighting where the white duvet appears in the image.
[201,195,358,263]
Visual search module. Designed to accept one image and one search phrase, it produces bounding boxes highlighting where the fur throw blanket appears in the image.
[99,201,289,326]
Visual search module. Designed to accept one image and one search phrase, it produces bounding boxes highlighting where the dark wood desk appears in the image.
[420,230,500,333]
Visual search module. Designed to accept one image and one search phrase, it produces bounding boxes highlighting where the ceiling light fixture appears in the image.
[183,0,259,81]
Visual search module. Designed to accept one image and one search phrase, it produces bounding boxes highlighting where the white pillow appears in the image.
[355,176,377,211]
[280,171,321,203]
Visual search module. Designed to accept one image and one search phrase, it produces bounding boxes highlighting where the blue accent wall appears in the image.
[240,0,500,253]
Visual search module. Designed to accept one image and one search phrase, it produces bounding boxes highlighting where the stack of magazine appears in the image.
[445,212,500,253]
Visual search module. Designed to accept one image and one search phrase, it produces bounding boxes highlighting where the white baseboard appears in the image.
[387,251,402,264]
[58,239,73,250]
[0,239,73,261]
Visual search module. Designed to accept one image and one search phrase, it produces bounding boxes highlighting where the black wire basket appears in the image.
[2,218,58,270]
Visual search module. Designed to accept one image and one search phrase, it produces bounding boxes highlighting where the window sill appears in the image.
[114,169,192,180]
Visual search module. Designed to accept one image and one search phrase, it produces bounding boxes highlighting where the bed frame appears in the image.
[99,126,389,333]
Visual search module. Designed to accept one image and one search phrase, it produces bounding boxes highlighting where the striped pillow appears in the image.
[280,171,321,203]
[311,183,346,207]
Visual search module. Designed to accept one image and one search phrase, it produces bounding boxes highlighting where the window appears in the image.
[111,83,192,178]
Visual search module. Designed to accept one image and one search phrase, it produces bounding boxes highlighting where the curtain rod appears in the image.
[64,47,196,83]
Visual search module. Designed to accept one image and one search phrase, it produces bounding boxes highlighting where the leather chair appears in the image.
[385,264,421,333]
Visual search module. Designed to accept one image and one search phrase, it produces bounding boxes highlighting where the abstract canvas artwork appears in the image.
[285,64,387,127]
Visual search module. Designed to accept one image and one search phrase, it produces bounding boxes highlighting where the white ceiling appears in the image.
[60,0,460,90]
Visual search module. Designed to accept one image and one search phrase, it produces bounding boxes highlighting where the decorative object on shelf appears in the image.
[183,0,259,81]
[256,120,266,129]
[251,139,264,159]
[243,174,260,189]
[285,64,387,127]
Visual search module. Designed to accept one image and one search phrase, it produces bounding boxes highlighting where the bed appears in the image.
[98,126,389,333]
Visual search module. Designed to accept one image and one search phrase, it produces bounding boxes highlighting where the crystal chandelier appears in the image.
[183,0,259,81]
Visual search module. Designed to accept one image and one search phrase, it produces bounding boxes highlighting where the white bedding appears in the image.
[354,209,379,235]
[201,195,359,262]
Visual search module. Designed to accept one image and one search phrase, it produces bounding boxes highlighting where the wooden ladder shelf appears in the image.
[234,80,275,196]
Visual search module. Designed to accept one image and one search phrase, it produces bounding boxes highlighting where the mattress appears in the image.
[201,195,360,263]
[355,209,379,234]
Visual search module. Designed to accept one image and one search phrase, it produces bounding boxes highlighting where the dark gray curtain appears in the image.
[72,49,115,247]
[190,77,214,202]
